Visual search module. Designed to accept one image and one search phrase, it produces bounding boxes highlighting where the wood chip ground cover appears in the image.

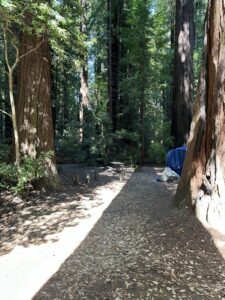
[1,166,225,299]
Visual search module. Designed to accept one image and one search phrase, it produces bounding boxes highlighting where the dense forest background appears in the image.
[0,0,207,193]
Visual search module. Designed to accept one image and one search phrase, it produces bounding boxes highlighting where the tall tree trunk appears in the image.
[17,32,60,188]
[140,75,145,165]
[168,0,175,120]
[79,0,89,142]
[9,69,20,165]
[3,27,20,165]
[63,70,69,129]
[2,65,12,141]
[107,0,123,133]
[79,66,88,142]
[175,0,225,230]
[171,0,195,147]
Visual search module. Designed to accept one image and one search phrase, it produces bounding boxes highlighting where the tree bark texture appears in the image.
[17,32,60,187]
[9,69,20,165]
[140,75,145,165]
[171,0,195,147]
[175,0,225,229]
[0,64,11,140]
[79,0,89,142]
[107,0,123,133]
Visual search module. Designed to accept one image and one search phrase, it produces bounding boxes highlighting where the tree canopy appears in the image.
[0,0,211,198]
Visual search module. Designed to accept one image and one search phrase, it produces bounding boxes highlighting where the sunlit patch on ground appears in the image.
[0,166,134,300]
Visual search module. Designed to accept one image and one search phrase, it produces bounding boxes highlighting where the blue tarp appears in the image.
[166,146,187,176]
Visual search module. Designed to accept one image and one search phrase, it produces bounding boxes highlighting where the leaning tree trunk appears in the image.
[175,0,225,230]
[17,32,60,188]
[171,0,195,147]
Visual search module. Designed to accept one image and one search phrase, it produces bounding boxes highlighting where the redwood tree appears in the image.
[107,0,124,133]
[17,31,60,187]
[171,0,195,147]
[175,0,225,228]
[79,0,89,142]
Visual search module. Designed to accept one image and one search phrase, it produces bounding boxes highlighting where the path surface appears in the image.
[33,167,225,300]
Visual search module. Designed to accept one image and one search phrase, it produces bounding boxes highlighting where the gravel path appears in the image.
[33,167,225,300]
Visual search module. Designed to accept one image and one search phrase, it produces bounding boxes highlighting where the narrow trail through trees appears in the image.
[33,167,225,299]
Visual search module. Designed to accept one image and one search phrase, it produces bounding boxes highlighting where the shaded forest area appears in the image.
[0,0,206,188]
[1,0,225,231]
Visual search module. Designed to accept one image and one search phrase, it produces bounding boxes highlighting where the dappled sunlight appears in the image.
[33,167,225,299]
[0,167,134,300]
[19,109,51,156]
[178,22,190,63]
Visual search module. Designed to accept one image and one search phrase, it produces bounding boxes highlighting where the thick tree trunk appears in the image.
[107,0,123,133]
[168,1,175,120]
[171,0,195,147]
[175,0,225,230]
[17,32,60,188]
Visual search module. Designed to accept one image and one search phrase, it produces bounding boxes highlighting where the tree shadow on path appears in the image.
[33,167,225,300]
[0,165,125,256]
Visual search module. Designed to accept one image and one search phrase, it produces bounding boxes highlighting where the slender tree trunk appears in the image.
[175,0,225,229]
[107,0,113,131]
[63,70,69,129]
[8,69,20,165]
[17,32,60,188]
[79,65,89,142]
[171,0,195,147]
[3,64,12,141]
[140,75,145,165]
[79,0,89,142]
[3,27,20,164]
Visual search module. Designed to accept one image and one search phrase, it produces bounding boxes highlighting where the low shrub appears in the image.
[148,142,166,164]
[0,143,11,162]
[0,163,17,190]
[0,152,53,195]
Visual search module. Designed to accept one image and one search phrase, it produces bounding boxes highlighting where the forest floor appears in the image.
[0,166,225,300]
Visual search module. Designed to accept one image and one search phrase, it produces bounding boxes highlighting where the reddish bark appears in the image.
[171,0,195,147]
[175,0,225,228]
[17,31,60,187]
[107,0,124,133]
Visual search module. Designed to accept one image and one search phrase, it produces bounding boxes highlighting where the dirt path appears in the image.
[32,167,225,300]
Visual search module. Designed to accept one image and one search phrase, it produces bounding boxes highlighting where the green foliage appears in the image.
[0,0,207,174]
[14,152,53,194]
[111,129,140,164]
[0,152,53,195]
[0,143,10,162]
[0,0,83,62]
[56,138,86,163]
[148,142,166,164]
[114,129,139,144]
[193,0,207,92]
[0,162,17,190]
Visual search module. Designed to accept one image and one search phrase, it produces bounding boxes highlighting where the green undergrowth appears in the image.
[0,152,53,196]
